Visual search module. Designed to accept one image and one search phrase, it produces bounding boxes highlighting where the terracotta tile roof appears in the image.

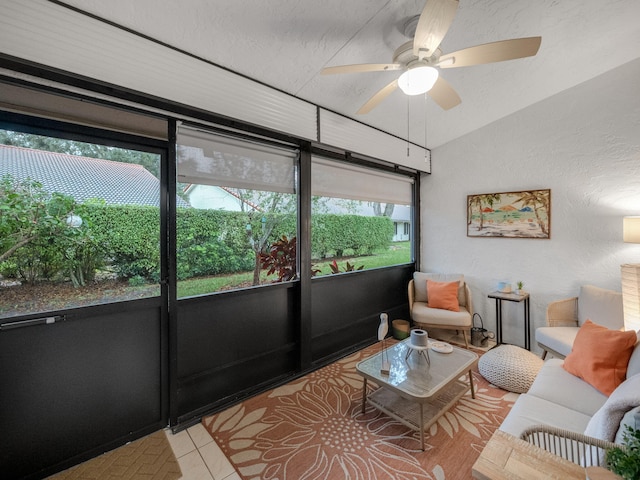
[0,144,189,207]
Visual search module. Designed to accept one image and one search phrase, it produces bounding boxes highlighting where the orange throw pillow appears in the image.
[426,280,460,312]
[563,320,638,396]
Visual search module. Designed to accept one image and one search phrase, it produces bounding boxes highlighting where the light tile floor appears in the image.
[165,423,240,480]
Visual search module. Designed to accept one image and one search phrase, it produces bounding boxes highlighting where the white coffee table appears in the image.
[357,338,478,450]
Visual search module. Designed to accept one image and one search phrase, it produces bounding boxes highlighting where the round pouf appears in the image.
[478,345,543,393]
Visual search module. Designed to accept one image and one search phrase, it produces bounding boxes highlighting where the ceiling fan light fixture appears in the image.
[398,66,439,95]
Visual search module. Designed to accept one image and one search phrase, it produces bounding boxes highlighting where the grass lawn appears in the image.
[177,241,411,297]
[312,241,411,275]
[0,242,412,315]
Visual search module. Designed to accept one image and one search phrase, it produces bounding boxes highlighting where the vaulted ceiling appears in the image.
[60,0,640,148]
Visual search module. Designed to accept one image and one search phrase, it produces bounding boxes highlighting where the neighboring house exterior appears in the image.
[183,184,261,212]
[390,205,411,242]
[0,144,189,207]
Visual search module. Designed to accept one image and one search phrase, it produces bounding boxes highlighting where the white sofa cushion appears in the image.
[535,326,579,358]
[413,272,466,307]
[500,393,592,438]
[578,285,624,329]
[527,359,607,417]
[411,302,471,328]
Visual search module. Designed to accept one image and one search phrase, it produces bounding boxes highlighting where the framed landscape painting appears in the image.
[467,189,551,238]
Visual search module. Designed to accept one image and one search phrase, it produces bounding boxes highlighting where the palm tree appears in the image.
[514,190,550,236]
[468,194,501,231]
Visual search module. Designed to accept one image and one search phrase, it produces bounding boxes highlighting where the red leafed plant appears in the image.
[261,235,323,282]
[261,236,361,282]
[260,235,298,282]
[329,259,364,274]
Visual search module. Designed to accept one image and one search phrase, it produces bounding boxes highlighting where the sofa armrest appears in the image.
[520,424,621,468]
[464,283,473,315]
[546,297,579,327]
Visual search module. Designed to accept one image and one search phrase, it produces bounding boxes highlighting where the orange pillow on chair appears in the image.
[426,280,460,312]
[563,319,638,396]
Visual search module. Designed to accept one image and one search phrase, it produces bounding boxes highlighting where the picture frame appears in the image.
[467,189,551,238]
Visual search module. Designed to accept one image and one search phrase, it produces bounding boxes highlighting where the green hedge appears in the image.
[3,203,394,283]
[175,208,255,280]
[85,205,161,280]
[88,207,393,280]
[311,214,393,258]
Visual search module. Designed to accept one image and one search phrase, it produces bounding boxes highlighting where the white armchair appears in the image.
[536,285,624,359]
[408,272,473,348]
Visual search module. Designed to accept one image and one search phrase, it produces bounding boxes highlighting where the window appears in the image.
[311,157,413,275]
[0,129,162,319]
[176,125,299,297]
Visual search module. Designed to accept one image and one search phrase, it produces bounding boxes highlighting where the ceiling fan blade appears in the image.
[357,79,399,114]
[321,63,403,75]
[428,76,461,110]
[413,0,459,58]
[438,36,542,68]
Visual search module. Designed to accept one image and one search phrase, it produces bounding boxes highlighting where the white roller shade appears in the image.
[177,126,298,194]
[312,157,413,205]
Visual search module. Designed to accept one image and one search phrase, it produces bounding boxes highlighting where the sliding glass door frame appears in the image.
[0,110,171,479]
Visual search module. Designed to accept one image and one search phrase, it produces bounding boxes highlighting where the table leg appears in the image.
[524,297,531,350]
[419,403,425,451]
[494,298,502,345]
[468,369,475,399]
[361,378,367,414]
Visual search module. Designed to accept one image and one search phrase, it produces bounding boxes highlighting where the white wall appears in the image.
[421,58,640,350]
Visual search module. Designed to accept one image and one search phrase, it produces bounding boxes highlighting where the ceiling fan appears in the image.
[321,0,541,114]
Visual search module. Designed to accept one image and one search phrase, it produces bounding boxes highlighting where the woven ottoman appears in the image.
[478,344,543,393]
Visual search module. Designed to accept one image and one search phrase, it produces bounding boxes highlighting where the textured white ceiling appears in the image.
[60,0,640,148]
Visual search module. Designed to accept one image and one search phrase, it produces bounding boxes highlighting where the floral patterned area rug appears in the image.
[202,342,517,480]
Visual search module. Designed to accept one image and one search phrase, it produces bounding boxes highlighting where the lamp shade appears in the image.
[624,216,640,243]
[398,66,439,96]
[621,263,640,332]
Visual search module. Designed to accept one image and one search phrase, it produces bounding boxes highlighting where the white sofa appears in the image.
[499,332,640,472]
[500,335,640,450]
[491,285,639,467]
